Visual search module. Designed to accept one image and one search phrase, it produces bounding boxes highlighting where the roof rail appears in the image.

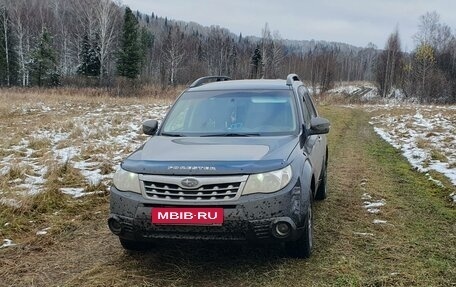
[189,76,232,88]
[286,74,301,86]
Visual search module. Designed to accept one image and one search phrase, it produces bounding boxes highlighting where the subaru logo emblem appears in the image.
[181,178,199,189]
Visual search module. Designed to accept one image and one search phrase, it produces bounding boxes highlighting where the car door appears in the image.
[304,91,327,168]
[298,86,323,182]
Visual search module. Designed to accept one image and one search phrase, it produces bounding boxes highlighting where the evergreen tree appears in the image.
[139,26,154,67]
[30,28,59,87]
[117,7,141,79]
[250,45,262,79]
[77,34,101,77]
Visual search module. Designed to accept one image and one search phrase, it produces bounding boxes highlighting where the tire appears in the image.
[286,201,313,258]
[119,238,152,251]
[315,158,328,201]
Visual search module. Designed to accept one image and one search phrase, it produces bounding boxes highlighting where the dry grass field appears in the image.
[0,88,455,286]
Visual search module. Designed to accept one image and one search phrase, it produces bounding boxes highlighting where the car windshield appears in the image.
[161,90,298,136]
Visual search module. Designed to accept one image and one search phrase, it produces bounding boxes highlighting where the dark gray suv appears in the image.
[108,74,330,258]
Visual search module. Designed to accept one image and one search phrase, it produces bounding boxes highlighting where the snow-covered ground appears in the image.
[368,105,456,201]
[326,82,455,200]
[0,102,169,206]
[327,83,412,103]
[328,83,379,102]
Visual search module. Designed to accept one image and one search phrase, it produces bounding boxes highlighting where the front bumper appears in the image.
[108,180,306,242]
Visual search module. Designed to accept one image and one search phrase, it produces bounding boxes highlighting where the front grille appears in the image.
[139,174,247,202]
[143,181,241,201]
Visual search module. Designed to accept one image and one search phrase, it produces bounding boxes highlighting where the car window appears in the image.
[298,86,312,126]
[304,93,318,117]
[164,104,191,131]
[161,90,299,136]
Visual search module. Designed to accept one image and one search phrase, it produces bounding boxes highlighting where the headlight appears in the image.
[113,167,141,194]
[242,165,292,195]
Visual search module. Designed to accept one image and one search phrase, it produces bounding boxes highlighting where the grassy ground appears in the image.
[0,94,455,286]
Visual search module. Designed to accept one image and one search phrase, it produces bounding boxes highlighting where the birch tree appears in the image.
[10,0,31,86]
[162,26,185,85]
[93,0,120,83]
[0,4,10,85]
[271,31,284,78]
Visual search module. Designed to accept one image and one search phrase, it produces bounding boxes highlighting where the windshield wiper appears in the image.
[200,133,261,137]
[160,132,184,137]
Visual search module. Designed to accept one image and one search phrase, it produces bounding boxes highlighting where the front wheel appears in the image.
[286,202,313,258]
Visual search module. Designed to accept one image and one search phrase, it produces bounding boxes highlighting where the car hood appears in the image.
[122,135,299,175]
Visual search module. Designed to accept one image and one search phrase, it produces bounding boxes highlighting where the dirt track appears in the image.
[1,105,455,287]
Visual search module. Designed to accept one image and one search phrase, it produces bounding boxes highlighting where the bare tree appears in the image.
[410,11,455,102]
[93,0,120,83]
[204,26,232,76]
[271,31,284,78]
[9,0,32,86]
[162,25,185,85]
[413,12,440,47]
[1,3,10,85]
[260,22,273,78]
[49,0,73,76]
[375,29,402,97]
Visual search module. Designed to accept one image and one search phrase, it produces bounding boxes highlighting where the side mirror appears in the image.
[309,117,330,135]
[143,119,158,136]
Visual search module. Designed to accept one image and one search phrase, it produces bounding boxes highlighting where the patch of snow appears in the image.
[363,200,386,214]
[353,232,374,236]
[364,200,386,209]
[54,146,79,163]
[3,103,169,198]
[36,227,51,236]
[0,239,17,249]
[361,193,372,200]
[330,85,363,95]
[59,187,104,198]
[427,175,444,187]
[373,127,401,149]
[361,89,379,101]
[0,198,22,208]
[370,106,456,187]
[0,166,9,176]
[17,183,42,196]
[373,219,388,224]
[450,192,456,203]
[366,208,381,214]
[389,89,405,101]
[60,188,85,198]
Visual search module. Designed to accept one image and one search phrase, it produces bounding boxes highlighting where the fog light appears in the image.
[108,217,122,235]
[275,222,291,237]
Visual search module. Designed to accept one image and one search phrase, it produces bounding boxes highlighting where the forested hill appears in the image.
[0,0,377,91]
[0,1,455,103]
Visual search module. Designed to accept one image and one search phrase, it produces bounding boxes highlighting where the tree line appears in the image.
[0,0,454,103]
[375,12,456,103]
[0,0,376,90]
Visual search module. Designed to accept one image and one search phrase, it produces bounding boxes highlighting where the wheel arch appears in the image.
[300,159,315,201]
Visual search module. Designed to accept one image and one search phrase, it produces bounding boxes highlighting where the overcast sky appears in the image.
[121,0,456,51]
